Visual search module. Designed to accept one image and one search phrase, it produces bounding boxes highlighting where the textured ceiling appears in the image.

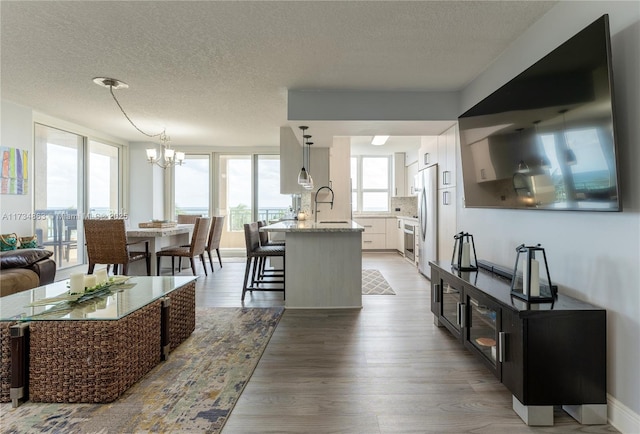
[1,1,556,148]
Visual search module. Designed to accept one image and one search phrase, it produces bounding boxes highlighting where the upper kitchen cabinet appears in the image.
[393,152,406,196]
[438,124,458,189]
[406,161,419,196]
[419,136,438,171]
[280,127,329,194]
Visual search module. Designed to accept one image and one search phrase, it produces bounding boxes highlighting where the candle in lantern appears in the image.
[529,259,540,297]
[522,259,529,296]
[461,242,471,268]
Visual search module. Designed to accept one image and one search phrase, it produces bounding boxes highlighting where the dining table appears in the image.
[126,224,193,275]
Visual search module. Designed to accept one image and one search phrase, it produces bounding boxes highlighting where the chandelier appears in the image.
[93,77,185,169]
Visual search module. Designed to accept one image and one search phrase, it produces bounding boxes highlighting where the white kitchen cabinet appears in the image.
[406,162,419,196]
[385,217,397,250]
[437,187,456,263]
[393,152,406,196]
[280,126,329,194]
[437,124,458,189]
[419,136,438,171]
[353,217,386,250]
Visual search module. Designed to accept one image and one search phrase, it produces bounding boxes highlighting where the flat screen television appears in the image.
[458,14,621,211]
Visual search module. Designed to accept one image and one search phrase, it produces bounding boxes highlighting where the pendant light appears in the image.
[305,138,314,190]
[297,126,309,186]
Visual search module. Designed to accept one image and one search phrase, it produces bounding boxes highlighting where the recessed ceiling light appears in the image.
[371,135,390,146]
[92,77,129,90]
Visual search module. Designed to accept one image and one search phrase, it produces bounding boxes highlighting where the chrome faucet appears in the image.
[314,185,334,223]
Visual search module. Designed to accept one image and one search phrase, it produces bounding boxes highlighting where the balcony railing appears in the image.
[175,207,289,231]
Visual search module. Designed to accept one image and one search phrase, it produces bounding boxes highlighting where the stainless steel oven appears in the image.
[404,223,415,261]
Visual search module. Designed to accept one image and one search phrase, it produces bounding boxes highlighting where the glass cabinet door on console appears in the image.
[463,287,502,379]
[439,276,464,339]
[430,268,441,325]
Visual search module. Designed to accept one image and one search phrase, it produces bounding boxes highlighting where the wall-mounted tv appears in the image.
[458,14,621,211]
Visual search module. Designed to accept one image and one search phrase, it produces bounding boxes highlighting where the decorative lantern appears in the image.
[451,232,478,271]
[510,243,556,302]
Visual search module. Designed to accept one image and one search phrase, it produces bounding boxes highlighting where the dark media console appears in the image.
[429,260,607,426]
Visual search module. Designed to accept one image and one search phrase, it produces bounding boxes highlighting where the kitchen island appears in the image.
[261,220,364,309]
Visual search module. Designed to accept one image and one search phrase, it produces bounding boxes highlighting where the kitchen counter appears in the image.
[263,220,364,233]
[261,220,363,309]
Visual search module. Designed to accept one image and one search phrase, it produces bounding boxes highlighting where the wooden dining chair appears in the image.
[177,214,201,224]
[205,215,225,272]
[84,218,151,276]
[157,217,211,276]
[175,214,202,271]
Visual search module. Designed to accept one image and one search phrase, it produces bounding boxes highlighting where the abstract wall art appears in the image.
[1,147,28,195]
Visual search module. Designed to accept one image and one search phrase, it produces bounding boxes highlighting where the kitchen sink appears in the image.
[320,220,349,224]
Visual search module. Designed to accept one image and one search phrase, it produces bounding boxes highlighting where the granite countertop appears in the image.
[353,213,418,219]
[353,213,395,218]
[126,224,192,237]
[261,220,364,233]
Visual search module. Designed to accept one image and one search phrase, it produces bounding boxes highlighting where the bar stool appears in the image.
[242,222,285,301]
[256,220,285,278]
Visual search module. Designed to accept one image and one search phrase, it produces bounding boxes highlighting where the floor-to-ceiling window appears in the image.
[88,139,120,217]
[256,155,290,222]
[214,154,290,250]
[34,124,84,269]
[34,124,123,270]
[168,152,290,251]
[174,154,210,218]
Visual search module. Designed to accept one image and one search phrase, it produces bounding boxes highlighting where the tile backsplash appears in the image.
[391,196,418,217]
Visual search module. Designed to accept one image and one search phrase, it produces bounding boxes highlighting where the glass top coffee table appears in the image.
[0,276,197,406]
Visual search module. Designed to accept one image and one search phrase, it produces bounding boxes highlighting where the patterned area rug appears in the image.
[0,307,283,433]
[362,269,396,295]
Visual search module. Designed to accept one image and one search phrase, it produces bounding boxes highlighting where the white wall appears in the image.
[0,101,34,235]
[128,142,165,225]
[459,2,640,431]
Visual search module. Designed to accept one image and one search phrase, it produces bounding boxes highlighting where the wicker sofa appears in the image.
[0,249,56,297]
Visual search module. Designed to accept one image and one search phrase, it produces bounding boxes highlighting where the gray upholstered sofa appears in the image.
[0,249,56,297]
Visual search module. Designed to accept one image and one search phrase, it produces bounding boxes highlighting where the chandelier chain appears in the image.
[108,85,166,140]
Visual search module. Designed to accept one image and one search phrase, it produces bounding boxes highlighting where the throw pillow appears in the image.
[0,233,18,251]
[18,235,38,249]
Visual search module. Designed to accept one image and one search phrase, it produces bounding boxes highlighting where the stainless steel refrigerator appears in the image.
[418,164,438,279]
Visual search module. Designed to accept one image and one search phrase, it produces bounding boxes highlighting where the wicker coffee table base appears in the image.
[0,280,196,404]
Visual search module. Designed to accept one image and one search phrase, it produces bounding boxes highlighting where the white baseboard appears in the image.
[608,393,640,434]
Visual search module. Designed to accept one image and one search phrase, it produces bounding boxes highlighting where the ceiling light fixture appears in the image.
[93,77,184,169]
[371,135,390,146]
[305,138,314,190]
[297,126,310,187]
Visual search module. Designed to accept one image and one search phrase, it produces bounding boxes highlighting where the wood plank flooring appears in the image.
[188,252,619,433]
